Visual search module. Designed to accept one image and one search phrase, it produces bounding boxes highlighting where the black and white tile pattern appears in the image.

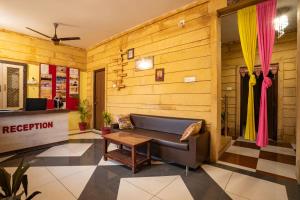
[0,132,299,200]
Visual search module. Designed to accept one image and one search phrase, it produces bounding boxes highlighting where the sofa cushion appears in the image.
[116,114,134,129]
[180,121,202,142]
[127,128,188,151]
[130,114,204,135]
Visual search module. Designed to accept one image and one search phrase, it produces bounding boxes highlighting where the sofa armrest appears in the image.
[188,131,210,163]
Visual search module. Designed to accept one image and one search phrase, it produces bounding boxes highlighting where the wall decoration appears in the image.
[112,49,127,90]
[40,64,80,110]
[40,64,52,99]
[127,48,134,60]
[69,68,79,97]
[155,68,164,82]
[56,66,67,109]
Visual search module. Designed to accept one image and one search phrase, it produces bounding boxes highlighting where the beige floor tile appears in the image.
[257,159,296,179]
[202,165,233,189]
[217,161,256,172]
[226,172,288,200]
[33,179,76,200]
[47,166,97,180]
[261,145,295,156]
[117,179,153,200]
[59,166,96,198]
[156,176,193,200]
[37,143,93,157]
[226,146,260,158]
[5,167,57,190]
[125,176,178,195]
[226,192,250,200]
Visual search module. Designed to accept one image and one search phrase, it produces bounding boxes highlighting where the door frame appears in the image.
[93,68,105,130]
[0,60,27,109]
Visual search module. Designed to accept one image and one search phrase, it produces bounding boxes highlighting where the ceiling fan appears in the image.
[26,23,80,45]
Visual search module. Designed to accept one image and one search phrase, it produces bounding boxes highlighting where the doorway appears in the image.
[0,62,25,110]
[240,66,278,141]
[93,69,105,130]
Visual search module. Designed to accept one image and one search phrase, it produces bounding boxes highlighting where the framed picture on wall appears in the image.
[155,68,164,82]
[127,48,134,59]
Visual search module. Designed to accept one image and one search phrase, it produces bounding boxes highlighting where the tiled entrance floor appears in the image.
[0,132,299,200]
[218,137,296,179]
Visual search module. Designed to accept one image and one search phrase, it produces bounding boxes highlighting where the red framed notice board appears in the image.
[40,64,80,110]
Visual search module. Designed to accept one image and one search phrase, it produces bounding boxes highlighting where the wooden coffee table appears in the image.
[102,131,152,173]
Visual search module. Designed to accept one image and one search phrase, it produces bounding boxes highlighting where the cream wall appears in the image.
[86,0,226,161]
[0,28,87,131]
[221,31,297,143]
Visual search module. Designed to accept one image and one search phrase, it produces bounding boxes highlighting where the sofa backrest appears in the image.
[130,114,205,135]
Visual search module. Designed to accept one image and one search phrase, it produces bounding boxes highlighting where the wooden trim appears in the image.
[217,0,267,17]
[295,0,300,184]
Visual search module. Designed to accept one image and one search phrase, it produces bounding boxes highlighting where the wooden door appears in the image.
[94,69,105,130]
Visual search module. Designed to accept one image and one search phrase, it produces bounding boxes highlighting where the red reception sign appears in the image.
[2,122,54,134]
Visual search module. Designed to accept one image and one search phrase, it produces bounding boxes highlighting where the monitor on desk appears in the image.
[25,98,47,111]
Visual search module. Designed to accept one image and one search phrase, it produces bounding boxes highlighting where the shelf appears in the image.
[105,149,149,168]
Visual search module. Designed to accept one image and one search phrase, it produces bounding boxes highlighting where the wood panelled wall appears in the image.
[87,0,226,160]
[0,28,86,69]
[221,31,297,143]
[88,1,213,125]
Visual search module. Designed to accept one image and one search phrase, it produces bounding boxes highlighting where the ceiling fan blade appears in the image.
[59,37,80,41]
[26,27,51,38]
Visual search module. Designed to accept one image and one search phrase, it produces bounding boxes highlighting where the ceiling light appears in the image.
[274,15,289,38]
[135,57,154,71]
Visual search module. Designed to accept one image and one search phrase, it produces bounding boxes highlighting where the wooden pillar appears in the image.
[208,0,227,162]
[296,0,300,184]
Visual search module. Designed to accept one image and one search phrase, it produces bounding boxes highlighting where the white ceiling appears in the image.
[221,0,297,43]
[0,0,195,48]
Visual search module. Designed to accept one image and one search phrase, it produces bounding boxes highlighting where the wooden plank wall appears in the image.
[0,28,86,69]
[87,1,214,125]
[221,31,297,143]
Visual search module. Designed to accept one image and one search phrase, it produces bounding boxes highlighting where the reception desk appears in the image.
[0,109,69,154]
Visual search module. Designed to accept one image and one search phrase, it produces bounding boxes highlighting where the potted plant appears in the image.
[0,159,41,200]
[78,99,90,131]
[102,111,112,135]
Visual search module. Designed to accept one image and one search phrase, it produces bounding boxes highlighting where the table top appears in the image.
[102,131,151,147]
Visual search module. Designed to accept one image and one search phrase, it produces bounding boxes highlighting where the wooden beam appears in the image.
[217,0,267,17]
[296,0,300,184]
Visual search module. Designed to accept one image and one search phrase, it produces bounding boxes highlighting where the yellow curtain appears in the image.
[237,6,257,141]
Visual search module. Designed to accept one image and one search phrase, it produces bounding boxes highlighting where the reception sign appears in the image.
[0,112,68,153]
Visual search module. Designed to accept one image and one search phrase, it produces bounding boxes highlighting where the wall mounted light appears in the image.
[274,15,289,38]
[135,56,154,71]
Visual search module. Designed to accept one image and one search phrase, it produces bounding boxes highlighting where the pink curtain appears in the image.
[256,0,277,147]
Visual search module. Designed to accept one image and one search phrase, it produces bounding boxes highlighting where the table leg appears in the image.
[103,139,108,161]
[147,142,151,165]
[132,146,136,173]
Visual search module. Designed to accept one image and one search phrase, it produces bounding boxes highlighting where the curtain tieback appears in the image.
[262,76,272,89]
[249,74,256,87]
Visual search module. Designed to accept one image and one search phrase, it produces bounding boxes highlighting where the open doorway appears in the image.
[218,0,297,180]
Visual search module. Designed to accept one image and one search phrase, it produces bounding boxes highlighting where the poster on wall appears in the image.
[56,66,67,108]
[69,68,79,98]
[40,64,52,99]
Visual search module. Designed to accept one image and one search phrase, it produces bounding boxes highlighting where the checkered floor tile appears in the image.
[218,137,296,179]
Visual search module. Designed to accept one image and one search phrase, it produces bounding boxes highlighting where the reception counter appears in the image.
[0,109,69,154]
